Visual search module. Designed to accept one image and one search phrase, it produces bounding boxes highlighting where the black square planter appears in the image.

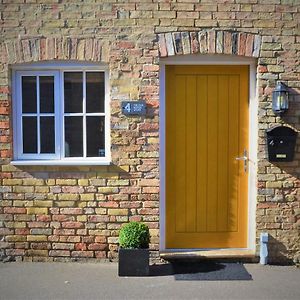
[118,248,149,277]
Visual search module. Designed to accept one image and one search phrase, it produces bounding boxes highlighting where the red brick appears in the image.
[37,215,51,222]
[238,33,247,56]
[31,243,50,250]
[15,228,30,235]
[116,41,135,49]
[208,30,216,53]
[142,187,160,193]
[257,203,278,209]
[0,136,11,142]
[143,65,159,72]
[4,207,26,214]
[62,221,84,229]
[52,215,74,222]
[0,107,9,114]
[0,86,10,94]
[98,201,118,208]
[95,236,106,243]
[88,215,109,222]
[40,38,46,60]
[224,31,232,54]
[1,150,12,158]
[28,222,49,228]
[138,123,159,131]
[129,216,142,222]
[75,243,87,251]
[138,208,159,215]
[82,237,94,243]
[6,249,25,256]
[0,121,9,129]
[71,251,94,258]
[54,229,75,235]
[258,65,268,73]
[158,35,167,58]
[88,243,107,251]
[0,172,12,178]
[245,34,254,57]
[95,251,106,258]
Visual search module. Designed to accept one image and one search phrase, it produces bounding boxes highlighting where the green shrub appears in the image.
[119,222,150,249]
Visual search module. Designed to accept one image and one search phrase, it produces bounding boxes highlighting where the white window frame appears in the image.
[11,62,111,166]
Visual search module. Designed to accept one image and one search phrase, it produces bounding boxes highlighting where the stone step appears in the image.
[160,249,257,261]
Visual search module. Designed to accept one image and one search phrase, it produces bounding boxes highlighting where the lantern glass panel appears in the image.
[272,84,289,114]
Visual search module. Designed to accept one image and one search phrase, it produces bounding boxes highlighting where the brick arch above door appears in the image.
[1,37,109,65]
[158,30,261,58]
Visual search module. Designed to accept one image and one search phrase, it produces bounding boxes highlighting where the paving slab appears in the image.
[0,262,299,300]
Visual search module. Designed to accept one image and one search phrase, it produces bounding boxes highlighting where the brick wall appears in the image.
[0,0,299,264]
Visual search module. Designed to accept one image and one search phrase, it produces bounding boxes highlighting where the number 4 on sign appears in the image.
[124,103,131,113]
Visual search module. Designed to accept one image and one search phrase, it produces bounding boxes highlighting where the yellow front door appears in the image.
[166,65,249,249]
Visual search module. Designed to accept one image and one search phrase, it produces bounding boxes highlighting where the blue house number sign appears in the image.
[122,101,146,116]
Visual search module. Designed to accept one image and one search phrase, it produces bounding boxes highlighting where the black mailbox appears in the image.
[266,126,298,162]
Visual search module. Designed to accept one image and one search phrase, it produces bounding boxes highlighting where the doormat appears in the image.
[149,262,252,281]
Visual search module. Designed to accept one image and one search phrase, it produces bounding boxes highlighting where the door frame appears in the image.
[159,54,258,252]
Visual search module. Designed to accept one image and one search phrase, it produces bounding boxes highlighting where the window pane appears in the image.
[40,76,54,113]
[64,72,83,113]
[22,76,37,113]
[23,117,37,153]
[87,116,105,157]
[86,72,105,113]
[65,117,83,157]
[40,117,55,153]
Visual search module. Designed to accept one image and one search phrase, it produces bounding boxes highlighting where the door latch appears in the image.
[236,149,248,173]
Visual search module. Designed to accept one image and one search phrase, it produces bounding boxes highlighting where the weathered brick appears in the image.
[49,250,70,257]
[60,208,83,215]
[62,222,84,229]
[165,33,175,56]
[71,251,94,258]
[3,179,22,185]
[56,179,77,186]
[52,243,75,250]
[173,32,183,55]
[158,34,167,57]
[6,235,27,242]
[30,229,52,235]
[4,207,26,214]
[27,235,48,242]
[107,209,128,216]
[27,208,48,215]
[27,250,48,257]
[58,194,80,201]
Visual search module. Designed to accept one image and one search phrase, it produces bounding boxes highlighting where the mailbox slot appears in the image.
[266,126,298,162]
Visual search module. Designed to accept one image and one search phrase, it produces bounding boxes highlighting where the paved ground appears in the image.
[0,262,299,300]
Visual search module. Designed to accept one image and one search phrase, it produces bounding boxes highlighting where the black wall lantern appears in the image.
[272,82,289,115]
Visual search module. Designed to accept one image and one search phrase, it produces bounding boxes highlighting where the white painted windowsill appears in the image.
[10,160,111,166]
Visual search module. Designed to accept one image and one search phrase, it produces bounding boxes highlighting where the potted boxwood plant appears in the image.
[118,221,150,276]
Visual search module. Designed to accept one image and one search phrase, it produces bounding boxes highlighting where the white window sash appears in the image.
[15,71,60,160]
[13,66,110,163]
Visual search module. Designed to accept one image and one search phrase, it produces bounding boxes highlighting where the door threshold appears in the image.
[160,249,256,260]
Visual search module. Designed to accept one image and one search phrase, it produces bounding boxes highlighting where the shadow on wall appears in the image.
[267,235,296,265]
[10,164,130,180]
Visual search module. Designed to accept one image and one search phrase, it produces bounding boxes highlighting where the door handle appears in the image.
[236,149,248,173]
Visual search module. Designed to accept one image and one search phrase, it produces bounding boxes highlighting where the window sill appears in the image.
[10,160,111,166]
